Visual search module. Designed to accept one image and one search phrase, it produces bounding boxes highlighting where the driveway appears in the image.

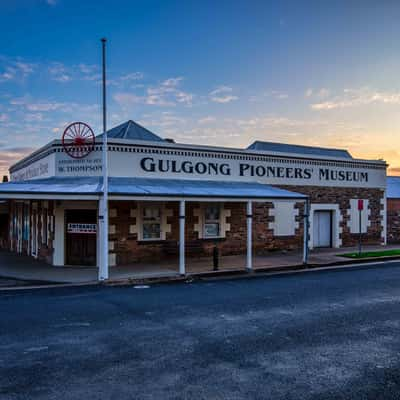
[1,261,400,399]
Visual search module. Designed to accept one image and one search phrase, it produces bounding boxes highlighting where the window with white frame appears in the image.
[142,205,162,240]
[204,204,221,238]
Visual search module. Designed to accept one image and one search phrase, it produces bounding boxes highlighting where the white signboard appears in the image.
[111,150,387,189]
[10,154,55,182]
[67,223,97,234]
[11,144,387,189]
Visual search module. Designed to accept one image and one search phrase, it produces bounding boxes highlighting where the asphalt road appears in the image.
[2,262,400,400]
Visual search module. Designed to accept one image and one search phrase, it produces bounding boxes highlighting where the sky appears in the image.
[1,0,400,177]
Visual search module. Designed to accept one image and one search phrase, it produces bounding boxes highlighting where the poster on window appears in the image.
[204,223,220,237]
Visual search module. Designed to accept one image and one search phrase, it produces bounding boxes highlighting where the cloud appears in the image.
[146,77,192,106]
[0,58,36,83]
[10,97,65,112]
[198,116,216,124]
[162,77,184,87]
[107,71,145,87]
[120,72,144,81]
[24,113,44,122]
[113,76,193,108]
[0,113,8,122]
[48,62,72,83]
[209,86,238,103]
[9,96,99,116]
[113,92,142,109]
[45,0,58,5]
[266,90,289,100]
[0,146,37,176]
[311,87,400,110]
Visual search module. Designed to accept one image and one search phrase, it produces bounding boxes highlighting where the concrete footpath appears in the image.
[0,245,399,288]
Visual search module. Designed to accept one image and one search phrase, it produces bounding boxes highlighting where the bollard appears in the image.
[213,245,219,271]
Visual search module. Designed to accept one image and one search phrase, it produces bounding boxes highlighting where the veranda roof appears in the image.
[0,177,307,200]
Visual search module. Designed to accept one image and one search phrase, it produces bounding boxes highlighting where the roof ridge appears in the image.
[252,140,347,152]
[124,120,132,137]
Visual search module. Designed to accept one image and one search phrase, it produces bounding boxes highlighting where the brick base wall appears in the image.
[108,200,305,266]
[387,199,400,243]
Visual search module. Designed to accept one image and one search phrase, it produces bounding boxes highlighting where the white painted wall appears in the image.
[269,201,299,236]
[347,199,370,234]
[10,153,55,181]
[11,142,387,189]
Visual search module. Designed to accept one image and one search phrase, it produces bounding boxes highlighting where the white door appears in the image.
[313,210,332,248]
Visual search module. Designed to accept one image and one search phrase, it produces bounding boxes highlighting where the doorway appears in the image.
[65,210,97,266]
[313,210,332,248]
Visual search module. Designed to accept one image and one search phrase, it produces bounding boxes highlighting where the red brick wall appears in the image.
[387,199,400,243]
[108,200,305,266]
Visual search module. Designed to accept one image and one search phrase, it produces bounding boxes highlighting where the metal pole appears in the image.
[246,201,253,271]
[179,200,185,275]
[303,199,309,264]
[99,37,109,281]
[358,208,362,257]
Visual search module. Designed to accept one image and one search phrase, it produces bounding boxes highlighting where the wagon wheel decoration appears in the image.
[62,122,95,159]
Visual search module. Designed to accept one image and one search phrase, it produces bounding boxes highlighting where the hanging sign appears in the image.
[67,223,97,234]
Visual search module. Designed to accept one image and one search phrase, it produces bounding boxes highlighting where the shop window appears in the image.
[204,204,221,238]
[142,206,162,240]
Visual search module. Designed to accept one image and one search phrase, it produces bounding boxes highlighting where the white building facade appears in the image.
[0,120,387,277]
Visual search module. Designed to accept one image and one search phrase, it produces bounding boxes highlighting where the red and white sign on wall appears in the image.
[67,223,97,234]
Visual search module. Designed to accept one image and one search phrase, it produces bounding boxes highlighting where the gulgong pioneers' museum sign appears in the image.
[139,157,370,183]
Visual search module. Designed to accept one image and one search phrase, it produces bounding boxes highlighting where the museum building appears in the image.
[0,120,388,276]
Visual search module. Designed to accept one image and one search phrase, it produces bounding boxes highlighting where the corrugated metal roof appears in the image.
[97,120,164,142]
[108,177,307,198]
[387,176,400,198]
[0,177,102,195]
[247,141,353,159]
[0,177,306,199]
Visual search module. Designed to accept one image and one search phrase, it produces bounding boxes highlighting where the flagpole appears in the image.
[99,37,109,280]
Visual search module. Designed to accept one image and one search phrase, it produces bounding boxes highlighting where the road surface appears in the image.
[1,262,400,399]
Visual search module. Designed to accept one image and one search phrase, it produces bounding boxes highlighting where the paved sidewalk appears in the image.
[0,245,398,284]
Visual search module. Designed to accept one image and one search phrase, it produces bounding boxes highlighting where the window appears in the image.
[142,206,161,240]
[204,204,220,238]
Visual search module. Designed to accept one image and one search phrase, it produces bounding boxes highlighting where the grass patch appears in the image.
[339,249,400,259]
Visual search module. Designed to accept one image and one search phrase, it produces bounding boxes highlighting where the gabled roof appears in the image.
[247,141,353,159]
[387,176,400,198]
[97,120,164,142]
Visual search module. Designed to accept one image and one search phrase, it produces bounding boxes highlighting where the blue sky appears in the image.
[1,0,400,176]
